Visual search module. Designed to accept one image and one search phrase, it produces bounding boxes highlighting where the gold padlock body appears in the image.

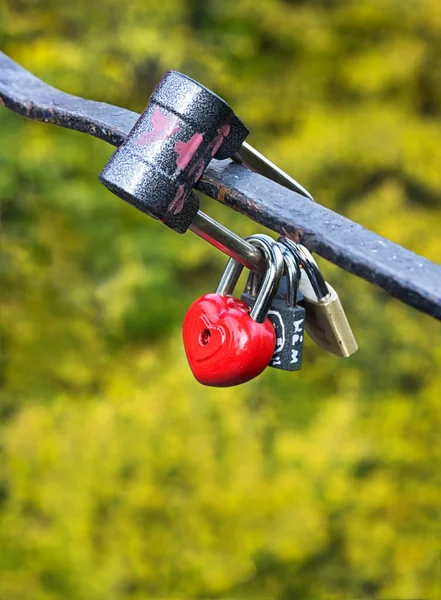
[302,283,358,358]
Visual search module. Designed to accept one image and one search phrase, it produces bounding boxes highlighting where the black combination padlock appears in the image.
[242,235,306,371]
[99,71,249,233]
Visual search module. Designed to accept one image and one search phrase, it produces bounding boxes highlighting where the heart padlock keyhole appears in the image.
[199,328,211,345]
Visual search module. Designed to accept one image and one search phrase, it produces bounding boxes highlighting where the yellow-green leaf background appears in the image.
[1,1,441,598]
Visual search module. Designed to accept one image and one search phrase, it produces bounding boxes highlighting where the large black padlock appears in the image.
[99,71,249,233]
[242,235,306,371]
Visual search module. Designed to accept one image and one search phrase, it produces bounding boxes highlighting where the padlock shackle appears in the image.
[279,238,329,301]
[245,234,302,307]
[190,211,265,272]
[278,244,301,307]
[215,257,245,296]
[247,236,284,323]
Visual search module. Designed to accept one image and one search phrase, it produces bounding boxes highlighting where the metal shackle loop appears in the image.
[278,237,329,301]
[277,243,301,308]
[246,235,284,323]
[242,261,260,298]
[246,232,287,299]
[215,256,245,297]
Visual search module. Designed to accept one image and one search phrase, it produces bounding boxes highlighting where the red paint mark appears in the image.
[189,159,200,177]
[189,157,206,182]
[209,123,231,157]
[168,184,186,215]
[174,133,203,170]
[194,161,205,182]
[137,107,179,146]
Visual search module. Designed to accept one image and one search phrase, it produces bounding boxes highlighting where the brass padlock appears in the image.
[279,238,358,358]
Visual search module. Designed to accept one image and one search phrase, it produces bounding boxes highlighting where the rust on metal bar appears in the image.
[1,51,441,321]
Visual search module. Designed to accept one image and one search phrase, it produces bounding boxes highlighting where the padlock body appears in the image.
[302,284,358,358]
[242,292,305,371]
[99,71,249,233]
[183,294,276,387]
[276,275,303,304]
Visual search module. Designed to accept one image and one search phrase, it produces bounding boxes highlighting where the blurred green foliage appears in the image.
[1,0,441,598]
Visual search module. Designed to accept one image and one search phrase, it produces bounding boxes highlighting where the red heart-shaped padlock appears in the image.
[182,293,276,387]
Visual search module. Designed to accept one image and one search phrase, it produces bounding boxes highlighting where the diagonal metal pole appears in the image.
[1,51,441,321]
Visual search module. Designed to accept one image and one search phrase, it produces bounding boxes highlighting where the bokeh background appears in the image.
[1,0,441,598]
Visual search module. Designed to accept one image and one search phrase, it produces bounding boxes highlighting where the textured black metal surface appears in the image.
[200,161,441,320]
[0,52,138,145]
[242,291,305,371]
[99,70,248,232]
[1,51,441,320]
